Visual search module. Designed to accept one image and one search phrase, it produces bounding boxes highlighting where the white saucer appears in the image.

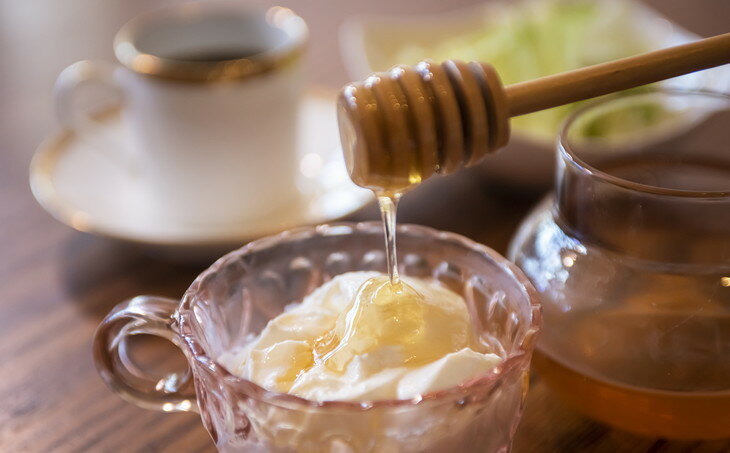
[30,89,372,260]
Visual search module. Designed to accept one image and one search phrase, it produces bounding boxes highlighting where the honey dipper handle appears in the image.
[505,32,730,117]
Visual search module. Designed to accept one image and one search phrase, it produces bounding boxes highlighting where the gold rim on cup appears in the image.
[113,5,308,83]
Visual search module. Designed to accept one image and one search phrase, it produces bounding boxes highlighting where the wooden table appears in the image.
[1,1,728,451]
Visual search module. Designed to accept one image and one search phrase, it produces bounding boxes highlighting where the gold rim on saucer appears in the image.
[114,5,308,83]
[29,89,371,249]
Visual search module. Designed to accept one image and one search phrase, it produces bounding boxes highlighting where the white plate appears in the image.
[30,89,372,261]
[340,1,730,189]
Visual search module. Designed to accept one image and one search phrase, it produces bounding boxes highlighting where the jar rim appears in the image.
[558,88,730,199]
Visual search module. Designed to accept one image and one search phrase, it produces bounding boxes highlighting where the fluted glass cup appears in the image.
[509,90,730,439]
[94,222,541,452]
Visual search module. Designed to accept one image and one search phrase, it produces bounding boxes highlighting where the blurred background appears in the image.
[1,0,729,452]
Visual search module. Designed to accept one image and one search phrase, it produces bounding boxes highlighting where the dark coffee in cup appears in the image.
[168,48,267,62]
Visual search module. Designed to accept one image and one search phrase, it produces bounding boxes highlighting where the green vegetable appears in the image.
[387,0,656,140]
[573,95,681,143]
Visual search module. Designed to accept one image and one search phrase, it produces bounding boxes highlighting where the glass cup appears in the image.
[508,90,730,439]
[94,222,541,452]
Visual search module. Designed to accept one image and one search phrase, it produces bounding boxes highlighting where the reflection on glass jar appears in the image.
[508,90,730,440]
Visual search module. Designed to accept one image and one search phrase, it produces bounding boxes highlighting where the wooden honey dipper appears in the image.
[337,32,730,192]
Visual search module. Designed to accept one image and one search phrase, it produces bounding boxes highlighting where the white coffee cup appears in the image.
[54,3,308,227]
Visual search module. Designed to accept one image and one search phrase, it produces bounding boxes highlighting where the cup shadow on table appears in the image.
[59,233,206,321]
[58,169,541,322]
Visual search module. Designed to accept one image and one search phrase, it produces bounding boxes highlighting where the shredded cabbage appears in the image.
[389,0,657,140]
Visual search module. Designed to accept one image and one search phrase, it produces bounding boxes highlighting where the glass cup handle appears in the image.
[93,295,198,413]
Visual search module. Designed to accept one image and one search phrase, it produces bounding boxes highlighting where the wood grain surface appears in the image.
[1,1,728,452]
